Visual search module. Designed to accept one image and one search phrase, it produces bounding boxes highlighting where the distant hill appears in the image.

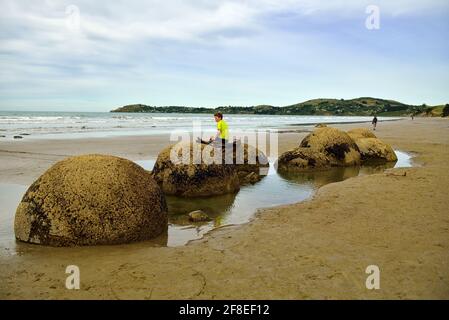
[111,98,448,117]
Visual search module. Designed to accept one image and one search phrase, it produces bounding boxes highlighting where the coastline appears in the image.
[0,118,448,299]
[0,111,400,143]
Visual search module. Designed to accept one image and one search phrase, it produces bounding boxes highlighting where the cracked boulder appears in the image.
[14,154,168,246]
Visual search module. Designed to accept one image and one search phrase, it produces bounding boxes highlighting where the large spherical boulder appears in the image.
[353,137,397,162]
[152,142,240,197]
[278,127,361,171]
[299,127,361,166]
[14,155,168,247]
[347,128,397,162]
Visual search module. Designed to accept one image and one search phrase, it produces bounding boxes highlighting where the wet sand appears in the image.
[0,118,448,299]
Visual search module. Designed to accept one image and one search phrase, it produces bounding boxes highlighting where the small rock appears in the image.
[188,210,210,222]
[0,135,6,138]
[315,123,327,128]
[14,136,23,139]
[19,133,30,136]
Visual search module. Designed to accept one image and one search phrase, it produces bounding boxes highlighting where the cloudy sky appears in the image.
[0,0,448,111]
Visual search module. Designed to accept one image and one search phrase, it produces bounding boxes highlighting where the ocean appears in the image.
[0,111,398,139]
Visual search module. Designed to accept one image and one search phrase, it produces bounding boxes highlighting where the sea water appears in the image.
[0,111,400,139]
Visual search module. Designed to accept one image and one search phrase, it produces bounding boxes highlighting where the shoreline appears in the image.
[286,117,402,127]
[0,113,401,142]
[0,118,448,299]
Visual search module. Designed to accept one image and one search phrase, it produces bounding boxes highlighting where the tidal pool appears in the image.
[0,151,412,256]
[135,150,412,246]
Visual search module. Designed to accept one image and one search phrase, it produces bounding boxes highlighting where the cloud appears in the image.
[0,0,448,110]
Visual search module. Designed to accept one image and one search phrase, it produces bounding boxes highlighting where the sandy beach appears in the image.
[0,118,448,299]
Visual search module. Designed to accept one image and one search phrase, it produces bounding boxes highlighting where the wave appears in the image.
[0,111,397,138]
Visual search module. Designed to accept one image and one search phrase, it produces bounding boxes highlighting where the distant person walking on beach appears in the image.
[372,115,378,131]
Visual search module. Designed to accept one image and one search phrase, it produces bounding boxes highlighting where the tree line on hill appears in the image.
[111,98,449,117]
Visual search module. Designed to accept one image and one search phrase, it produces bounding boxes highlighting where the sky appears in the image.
[0,0,448,112]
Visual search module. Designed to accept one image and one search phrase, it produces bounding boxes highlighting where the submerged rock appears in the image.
[14,154,168,246]
[14,136,23,139]
[278,127,361,171]
[188,210,211,222]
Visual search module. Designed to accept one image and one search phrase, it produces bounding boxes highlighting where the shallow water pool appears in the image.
[135,150,413,246]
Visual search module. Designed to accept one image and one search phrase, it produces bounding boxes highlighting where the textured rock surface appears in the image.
[347,128,377,140]
[152,142,240,197]
[239,171,261,184]
[278,127,361,171]
[14,154,168,246]
[348,128,397,162]
[300,127,361,166]
[233,142,269,184]
[277,147,333,170]
[354,137,398,162]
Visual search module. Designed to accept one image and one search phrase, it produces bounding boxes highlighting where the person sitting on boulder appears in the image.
[197,112,229,147]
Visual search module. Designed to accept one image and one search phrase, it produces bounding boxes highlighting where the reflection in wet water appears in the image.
[276,161,398,187]
[0,150,413,255]
[277,166,361,188]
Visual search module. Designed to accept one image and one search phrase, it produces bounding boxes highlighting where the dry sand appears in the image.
[0,118,448,299]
